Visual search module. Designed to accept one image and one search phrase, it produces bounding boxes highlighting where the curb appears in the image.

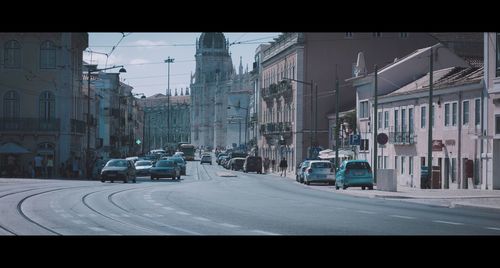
[451,202,500,213]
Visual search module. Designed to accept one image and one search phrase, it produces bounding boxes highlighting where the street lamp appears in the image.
[227,103,249,151]
[283,77,315,158]
[164,57,174,152]
[84,64,126,179]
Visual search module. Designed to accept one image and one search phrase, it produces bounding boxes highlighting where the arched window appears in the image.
[40,40,56,69]
[39,91,55,120]
[3,90,20,118]
[4,40,21,68]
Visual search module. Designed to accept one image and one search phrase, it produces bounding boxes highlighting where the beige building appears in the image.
[483,32,500,189]
[258,32,437,170]
[0,33,88,177]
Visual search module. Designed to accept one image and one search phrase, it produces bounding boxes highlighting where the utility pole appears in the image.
[315,84,318,146]
[310,80,314,158]
[335,65,339,170]
[165,57,174,152]
[427,48,434,188]
[86,67,92,179]
[373,64,378,184]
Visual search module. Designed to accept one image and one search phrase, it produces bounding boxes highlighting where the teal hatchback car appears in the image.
[335,160,373,190]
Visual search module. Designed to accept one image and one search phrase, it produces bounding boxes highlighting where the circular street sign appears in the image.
[377,133,388,145]
[136,139,141,145]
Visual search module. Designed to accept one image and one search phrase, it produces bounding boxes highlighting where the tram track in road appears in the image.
[3,184,95,235]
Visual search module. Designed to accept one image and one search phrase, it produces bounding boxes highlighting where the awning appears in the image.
[318,149,355,159]
[0,142,32,154]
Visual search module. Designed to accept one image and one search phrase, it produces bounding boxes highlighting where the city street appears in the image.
[1,160,500,235]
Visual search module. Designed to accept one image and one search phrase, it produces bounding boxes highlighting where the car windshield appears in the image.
[170,157,184,164]
[135,161,152,166]
[311,162,331,169]
[156,161,174,167]
[106,160,128,167]
[346,162,371,170]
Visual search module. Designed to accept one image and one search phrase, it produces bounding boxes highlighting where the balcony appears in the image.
[0,118,60,132]
[260,122,292,136]
[388,131,416,145]
[261,80,292,103]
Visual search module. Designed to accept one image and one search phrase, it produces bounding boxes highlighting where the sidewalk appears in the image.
[271,172,500,212]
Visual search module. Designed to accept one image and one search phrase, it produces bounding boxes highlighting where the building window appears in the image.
[475,99,481,126]
[359,100,369,118]
[400,32,408,38]
[409,156,414,175]
[451,158,456,182]
[360,139,369,151]
[40,40,56,69]
[395,156,398,171]
[378,111,382,129]
[444,103,450,126]
[495,114,500,135]
[421,106,426,129]
[383,156,388,169]
[452,102,457,126]
[345,32,353,38]
[4,40,21,68]
[394,109,399,132]
[378,156,383,169]
[497,33,500,77]
[401,108,406,133]
[384,111,389,129]
[373,32,382,38]
[401,156,405,175]
[409,108,414,133]
[3,90,20,118]
[463,100,469,125]
[39,91,55,119]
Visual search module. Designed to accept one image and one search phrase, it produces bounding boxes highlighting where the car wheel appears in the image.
[177,176,181,180]
[369,185,374,190]
[342,184,347,190]
[362,186,366,190]
[305,180,310,185]
[132,176,136,183]
[150,176,154,180]
[335,184,339,190]
[101,179,105,183]
[110,180,114,183]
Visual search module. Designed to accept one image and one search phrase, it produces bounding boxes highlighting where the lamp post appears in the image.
[283,77,314,158]
[84,64,126,179]
[164,57,174,152]
[227,104,249,151]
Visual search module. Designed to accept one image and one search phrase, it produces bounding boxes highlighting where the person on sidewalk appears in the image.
[34,154,43,178]
[279,157,288,177]
[46,155,54,179]
[271,159,276,173]
[263,157,270,174]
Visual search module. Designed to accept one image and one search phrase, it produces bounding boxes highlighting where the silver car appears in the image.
[303,160,335,185]
[135,160,153,176]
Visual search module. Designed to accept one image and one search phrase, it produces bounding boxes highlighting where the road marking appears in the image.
[60,213,73,219]
[162,207,174,211]
[88,213,97,217]
[485,227,500,231]
[389,215,416,220]
[335,207,346,210]
[109,213,119,218]
[176,211,191,216]
[71,219,86,225]
[193,217,211,222]
[121,213,130,217]
[433,220,464,225]
[76,214,86,218]
[356,210,376,214]
[251,230,280,235]
[88,227,106,232]
[54,209,65,213]
[143,213,153,217]
[153,203,162,206]
[219,223,239,228]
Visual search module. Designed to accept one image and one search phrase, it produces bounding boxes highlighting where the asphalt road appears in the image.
[1,160,500,235]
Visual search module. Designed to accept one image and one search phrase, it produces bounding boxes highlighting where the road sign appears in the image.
[136,139,141,145]
[350,134,360,145]
[376,133,388,145]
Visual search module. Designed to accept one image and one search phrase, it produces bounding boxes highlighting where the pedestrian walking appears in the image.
[271,159,276,173]
[263,157,270,174]
[34,154,43,178]
[72,157,80,178]
[279,157,288,177]
[46,155,54,178]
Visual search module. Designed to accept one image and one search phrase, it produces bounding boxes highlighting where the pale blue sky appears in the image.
[86,33,280,97]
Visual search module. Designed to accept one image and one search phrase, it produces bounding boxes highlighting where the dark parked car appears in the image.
[243,156,262,173]
[150,160,181,180]
[101,159,136,183]
[230,158,246,171]
[167,157,186,175]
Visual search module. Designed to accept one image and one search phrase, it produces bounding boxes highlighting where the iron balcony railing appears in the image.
[0,117,60,132]
[260,122,292,135]
[388,131,416,145]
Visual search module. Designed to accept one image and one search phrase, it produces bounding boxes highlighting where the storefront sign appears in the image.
[445,139,455,146]
[432,140,443,151]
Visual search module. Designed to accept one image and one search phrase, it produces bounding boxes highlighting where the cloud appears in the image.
[83,52,123,67]
[129,58,150,65]
[131,40,168,47]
